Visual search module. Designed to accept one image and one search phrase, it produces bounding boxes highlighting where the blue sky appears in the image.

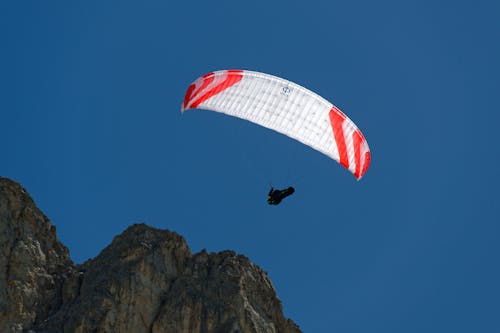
[1,1,499,332]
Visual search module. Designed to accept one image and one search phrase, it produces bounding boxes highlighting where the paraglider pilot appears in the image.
[267,186,295,205]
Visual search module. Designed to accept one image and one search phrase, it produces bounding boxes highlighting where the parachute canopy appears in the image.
[182,70,371,180]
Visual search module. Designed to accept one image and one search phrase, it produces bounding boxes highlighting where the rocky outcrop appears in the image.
[0,178,74,332]
[41,224,191,332]
[0,177,301,333]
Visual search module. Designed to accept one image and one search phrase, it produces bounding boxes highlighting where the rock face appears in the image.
[0,178,301,333]
[0,178,73,333]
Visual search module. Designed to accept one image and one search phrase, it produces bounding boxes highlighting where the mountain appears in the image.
[0,178,301,333]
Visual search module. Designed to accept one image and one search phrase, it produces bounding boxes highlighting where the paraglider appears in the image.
[181,69,371,204]
[267,186,295,205]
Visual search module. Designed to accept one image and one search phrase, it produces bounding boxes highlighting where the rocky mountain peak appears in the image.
[0,177,73,332]
[0,178,301,333]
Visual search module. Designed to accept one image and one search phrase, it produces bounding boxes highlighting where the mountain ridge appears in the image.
[0,177,301,333]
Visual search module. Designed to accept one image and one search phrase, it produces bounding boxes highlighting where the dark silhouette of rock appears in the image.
[0,178,301,333]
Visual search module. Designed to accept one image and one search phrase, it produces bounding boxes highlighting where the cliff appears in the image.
[0,178,301,333]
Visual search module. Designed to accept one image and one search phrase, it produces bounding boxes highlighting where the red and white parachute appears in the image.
[182,70,371,180]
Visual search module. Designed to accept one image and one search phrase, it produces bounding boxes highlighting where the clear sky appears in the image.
[1,1,499,332]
